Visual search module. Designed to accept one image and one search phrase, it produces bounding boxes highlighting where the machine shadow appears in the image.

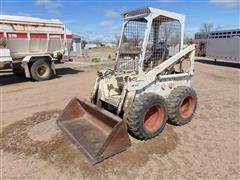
[195,59,240,69]
[55,67,84,76]
[0,67,83,86]
[0,73,29,86]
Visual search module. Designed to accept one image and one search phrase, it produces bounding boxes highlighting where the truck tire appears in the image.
[167,86,197,126]
[127,93,168,140]
[30,59,52,81]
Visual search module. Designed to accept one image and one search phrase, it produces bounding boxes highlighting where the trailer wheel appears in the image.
[30,59,52,81]
[127,93,168,140]
[167,86,197,126]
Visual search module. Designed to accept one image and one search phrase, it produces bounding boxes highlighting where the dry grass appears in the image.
[81,47,117,62]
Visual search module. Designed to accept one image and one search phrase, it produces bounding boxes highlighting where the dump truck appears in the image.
[57,7,197,164]
[0,15,72,81]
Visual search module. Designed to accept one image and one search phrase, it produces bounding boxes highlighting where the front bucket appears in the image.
[57,97,131,164]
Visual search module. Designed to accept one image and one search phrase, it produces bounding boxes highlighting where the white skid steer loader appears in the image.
[57,7,197,164]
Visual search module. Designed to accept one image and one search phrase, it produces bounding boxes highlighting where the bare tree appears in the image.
[200,22,214,33]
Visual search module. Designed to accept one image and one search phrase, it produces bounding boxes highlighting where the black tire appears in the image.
[167,86,197,126]
[30,59,52,81]
[127,93,168,140]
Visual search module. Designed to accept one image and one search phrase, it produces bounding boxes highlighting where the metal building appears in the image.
[70,34,82,57]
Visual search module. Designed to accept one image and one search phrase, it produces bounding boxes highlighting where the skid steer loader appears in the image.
[57,7,197,164]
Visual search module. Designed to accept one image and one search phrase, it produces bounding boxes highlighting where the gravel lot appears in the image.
[1,59,239,179]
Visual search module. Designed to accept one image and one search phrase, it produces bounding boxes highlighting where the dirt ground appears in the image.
[0,59,239,179]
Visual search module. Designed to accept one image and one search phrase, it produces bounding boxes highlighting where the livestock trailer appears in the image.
[194,29,240,63]
[0,15,73,81]
[206,29,240,63]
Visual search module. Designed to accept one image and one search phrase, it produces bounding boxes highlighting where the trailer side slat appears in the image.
[30,33,48,39]
[49,34,63,39]
[0,32,4,38]
[7,33,28,39]
[66,34,73,39]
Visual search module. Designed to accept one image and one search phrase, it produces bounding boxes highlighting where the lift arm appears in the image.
[127,44,196,91]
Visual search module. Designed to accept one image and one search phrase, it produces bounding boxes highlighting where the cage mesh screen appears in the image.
[116,19,147,72]
[144,16,181,71]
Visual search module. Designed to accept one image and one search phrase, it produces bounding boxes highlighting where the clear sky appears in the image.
[1,0,239,41]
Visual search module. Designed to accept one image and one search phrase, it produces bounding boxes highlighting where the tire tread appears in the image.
[127,93,167,140]
[167,86,197,126]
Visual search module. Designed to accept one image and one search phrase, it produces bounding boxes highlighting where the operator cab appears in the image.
[115,7,184,74]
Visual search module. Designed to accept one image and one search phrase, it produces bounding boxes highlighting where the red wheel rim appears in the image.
[179,96,195,119]
[144,105,164,132]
